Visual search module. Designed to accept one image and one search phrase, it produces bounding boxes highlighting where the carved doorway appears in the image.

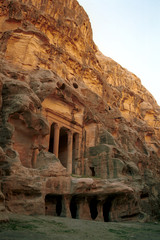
[45,194,62,216]
[58,127,68,168]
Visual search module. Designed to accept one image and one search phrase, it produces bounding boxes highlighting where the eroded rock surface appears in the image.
[0,0,160,222]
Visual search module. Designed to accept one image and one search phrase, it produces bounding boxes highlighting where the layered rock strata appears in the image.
[0,0,160,222]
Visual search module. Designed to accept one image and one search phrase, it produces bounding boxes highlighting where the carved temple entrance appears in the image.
[47,109,82,175]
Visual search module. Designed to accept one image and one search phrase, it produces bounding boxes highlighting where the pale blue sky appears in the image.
[78,0,160,105]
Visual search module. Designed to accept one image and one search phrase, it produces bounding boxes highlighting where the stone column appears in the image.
[31,147,39,168]
[78,135,82,175]
[79,197,91,220]
[74,133,79,160]
[67,130,73,174]
[62,196,71,218]
[53,123,60,158]
[97,203,104,221]
[74,133,81,175]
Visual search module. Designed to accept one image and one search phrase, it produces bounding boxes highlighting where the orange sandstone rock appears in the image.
[0,0,160,222]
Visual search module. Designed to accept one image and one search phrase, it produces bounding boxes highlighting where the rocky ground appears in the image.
[0,214,160,240]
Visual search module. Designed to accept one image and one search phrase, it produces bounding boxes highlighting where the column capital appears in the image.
[54,123,60,129]
[67,129,73,136]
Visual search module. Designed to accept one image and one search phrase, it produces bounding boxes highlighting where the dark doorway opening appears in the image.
[59,127,68,168]
[103,195,114,222]
[90,167,95,177]
[72,133,79,174]
[70,196,78,219]
[45,194,62,216]
[89,198,98,220]
[49,123,55,153]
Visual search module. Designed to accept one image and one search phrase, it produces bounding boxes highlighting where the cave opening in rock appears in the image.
[73,82,78,89]
[140,192,149,199]
[90,167,95,177]
[58,127,68,168]
[49,123,55,153]
[70,196,78,219]
[103,195,114,222]
[89,197,98,220]
[45,194,62,216]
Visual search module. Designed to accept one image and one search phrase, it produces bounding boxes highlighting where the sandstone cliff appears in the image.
[0,0,160,222]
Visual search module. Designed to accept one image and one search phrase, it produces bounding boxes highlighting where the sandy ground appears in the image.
[0,214,160,240]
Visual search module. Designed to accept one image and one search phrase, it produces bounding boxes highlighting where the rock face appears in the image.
[0,147,9,222]
[0,0,160,222]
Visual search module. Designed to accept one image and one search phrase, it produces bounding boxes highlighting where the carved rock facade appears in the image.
[0,0,160,222]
